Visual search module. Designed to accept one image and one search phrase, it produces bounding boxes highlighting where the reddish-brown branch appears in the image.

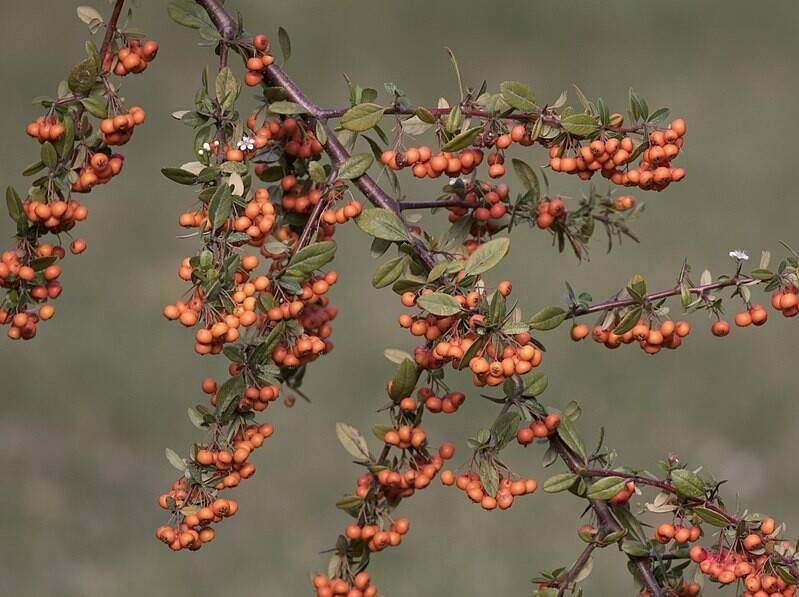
[570,275,758,318]
[100,0,126,57]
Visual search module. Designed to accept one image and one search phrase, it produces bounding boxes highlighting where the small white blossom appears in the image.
[729,249,749,261]
[197,149,204,156]
[237,136,255,151]
[213,140,220,147]
[202,142,211,151]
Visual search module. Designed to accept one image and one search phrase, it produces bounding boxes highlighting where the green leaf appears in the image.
[647,107,670,125]
[596,98,610,126]
[543,473,578,493]
[463,237,510,277]
[613,307,643,336]
[628,88,649,121]
[335,495,364,515]
[372,256,406,289]
[355,208,409,242]
[80,97,108,119]
[749,268,774,281]
[445,104,463,134]
[499,81,538,112]
[277,26,291,66]
[167,0,214,29]
[335,423,371,461]
[308,160,327,184]
[341,103,385,132]
[416,292,462,317]
[213,375,246,419]
[268,100,307,115]
[478,459,499,497]
[586,476,627,500]
[165,448,186,472]
[560,114,599,138]
[692,506,732,528]
[161,167,198,185]
[415,107,436,124]
[338,153,374,180]
[501,321,530,335]
[529,306,567,331]
[215,67,241,112]
[621,541,651,557]
[441,126,483,152]
[287,241,337,275]
[671,469,705,499]
[521,372,548,397]
[207,184,233,230]
[389,359,418,402]
[21,161,45,177]
[511,158,540,196]
[491,412,521,451]
[68,57,97,94]
[5,187,23,222]
[40,142,58,169]
[557,416,586,460]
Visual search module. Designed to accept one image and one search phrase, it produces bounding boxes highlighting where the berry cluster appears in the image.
[444,180,510,227]
[204,375,281,414]
[687,518,797,594]
[771,287,799,318]
[312,572,383,597]
[99,107,146,146]
[25,115,65,143]
[345,518,411,553]
[243,34,276,86]
[515,413,561,445]
[380,147,486,179]
[156,490,235,552]
[549,119,687,191]
[22,198,88,233]
[442,469,538,510]
[571,319,691,355]
[415,386,466,414]
[155,420,274,550]
[72,152,124,192]
[107,39,158,76]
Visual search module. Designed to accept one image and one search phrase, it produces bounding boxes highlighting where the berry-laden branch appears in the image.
[151,2,799,595]
[0,0,764,594]
[0,0,159,340]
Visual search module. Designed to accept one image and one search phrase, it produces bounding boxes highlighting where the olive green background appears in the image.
[1,2,798,596]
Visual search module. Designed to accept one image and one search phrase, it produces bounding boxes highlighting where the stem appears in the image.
[571,276,757,318]
[100,0,126,57]
[549,435,664,597]
[556,539,601,596]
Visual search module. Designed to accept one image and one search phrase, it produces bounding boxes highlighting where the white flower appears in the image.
[202,142,211,151]
[237,136,255,151]
[729,249,749,261]
[197,149,204,156]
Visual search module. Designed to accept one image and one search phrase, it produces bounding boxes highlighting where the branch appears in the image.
[549,435,665,597]
[556,538,601,596]
[100,0,126,57]
[570,275,758,318]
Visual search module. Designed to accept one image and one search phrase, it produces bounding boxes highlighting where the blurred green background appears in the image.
[1,1,798,595]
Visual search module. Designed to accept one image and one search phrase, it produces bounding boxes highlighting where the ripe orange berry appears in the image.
[711,320,730,337]
[570,324,589,341]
